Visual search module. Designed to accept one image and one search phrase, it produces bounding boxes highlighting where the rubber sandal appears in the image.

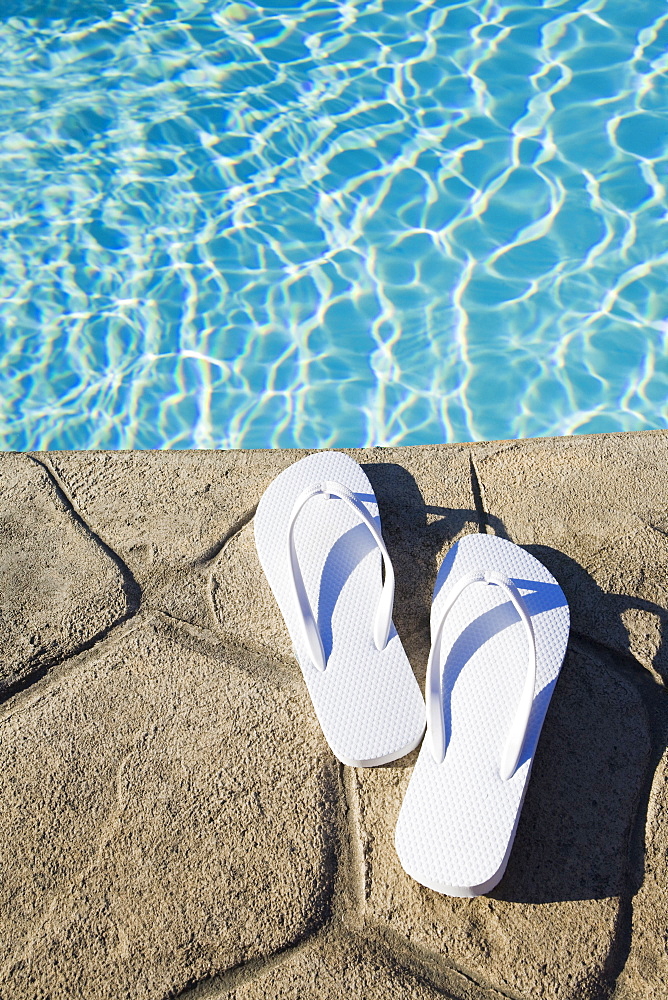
[395,533,569,896]
[254,451,425,767]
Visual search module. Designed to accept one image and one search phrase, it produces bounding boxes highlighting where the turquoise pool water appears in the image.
[1,0,667,449]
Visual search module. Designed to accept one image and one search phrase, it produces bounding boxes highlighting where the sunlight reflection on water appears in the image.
[1,0,667,448]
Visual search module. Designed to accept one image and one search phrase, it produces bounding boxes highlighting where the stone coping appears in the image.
[0,430,666,999]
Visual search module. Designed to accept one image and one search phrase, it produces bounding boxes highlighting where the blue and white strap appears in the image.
[426,569,536,781]
[286,480,395,671]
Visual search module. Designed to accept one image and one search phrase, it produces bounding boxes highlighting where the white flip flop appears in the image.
[395,533,569,896]
[254,451,426,767]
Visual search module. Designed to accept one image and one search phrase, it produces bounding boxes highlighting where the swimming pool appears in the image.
[1,0,667,449]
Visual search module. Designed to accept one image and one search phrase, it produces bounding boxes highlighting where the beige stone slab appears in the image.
[211,445,477,678]
[47,450,307,629]
[221,930,500,1000]
[615,748,668,1000]
[0,617,338,1000]
[0,454,130,695]
[472,432,668,681]
[49,446,477,661]
[47,449,303,567]
[352,645,650,1000]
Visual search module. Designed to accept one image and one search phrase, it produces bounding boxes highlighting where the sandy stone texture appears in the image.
[1,435,666,999]
[0,453,130,694]
[0,617,338,1000]
[473,432,668,681]
[222,931,501,1000]
[47,450,306,571]
[352,645,650,1000]
[615,748,668,1000]
[211,445,478,673]
[47,449,308,629]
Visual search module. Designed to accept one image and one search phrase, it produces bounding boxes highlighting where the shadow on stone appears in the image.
[491,545,663,905]
[486,511,668,684]
[360,464,655,905]
[492,638,650,904]
[362,461,480,690]
[529,541,668,683]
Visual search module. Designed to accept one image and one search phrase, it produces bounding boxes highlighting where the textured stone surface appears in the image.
[48,449,303,566]
[615,748,668,1000]
[0,434,666,1000]
[474,432,668,681]
[48,450,305,628]
[353,645,650,1000]
[0,454,130,694]
[223,931,499,1000]
[0,617,337,1000]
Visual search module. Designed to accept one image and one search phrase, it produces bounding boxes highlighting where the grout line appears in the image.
[198,504,258,567]
[152,608,225,646]
[201,504,258,636]
[468,453,488,534]
[0,456,144,709]
[169,928,332,999]
[607,895,634,1000]
[336,765,367,924]
[169,920,510,1000]
[356,920,515,1000]
[0,611,153,725]
[157,612,302,680]
[28,453,142,611]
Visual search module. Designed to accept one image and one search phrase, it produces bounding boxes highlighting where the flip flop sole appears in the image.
[395,533,569,895]
[255,451,425,766]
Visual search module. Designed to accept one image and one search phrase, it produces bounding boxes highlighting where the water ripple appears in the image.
[1,0,667,448]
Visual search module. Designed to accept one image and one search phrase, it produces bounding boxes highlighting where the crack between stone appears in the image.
[0,458,146,707]
[167,918,508,1000]
[200,504,259,635]
[1,624,129,706]
[360,920,516,1000]
[468,453,488,534]
[334,924,504,1000]
[152,609,221,639]
[151,611,301,679]
[606,895,634,1000]
[0,612,152,725]
[7,601,300,736]
[30,454,142,612]
[336,764,367,921]
[168,927,329,999]
[197,504,258,566]
[647,521,668,539]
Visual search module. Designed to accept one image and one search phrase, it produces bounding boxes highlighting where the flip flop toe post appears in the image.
[254,451,426,767]
[395,533,570,896]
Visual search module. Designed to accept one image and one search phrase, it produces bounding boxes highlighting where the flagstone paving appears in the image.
[0,453,132,696]
[1,431,666,1000]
